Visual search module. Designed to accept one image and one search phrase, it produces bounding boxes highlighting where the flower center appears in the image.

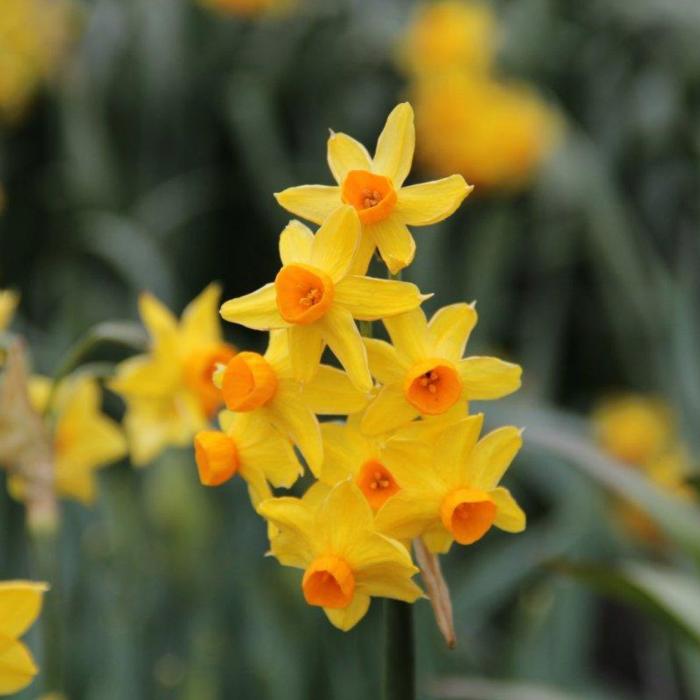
[440,488,496,545]
[194,430,239,486]
[184,343,236,416]
[275,263,334,325]
[404,359,463,415]
[302,555,355,609]
[341,170,397,225]
[356,458,400,510]
[221,351,278,411]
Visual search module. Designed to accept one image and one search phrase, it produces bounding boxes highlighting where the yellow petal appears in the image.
[0,637,39,695]
[302,365,369,415]
[319,422,365,485]
[266,381,323,476]
[317,307,372,393]
[372,102,415,187]
[366,218,416,274]
[469,427,523,490]
[241,464,274,509]
[429,303,478,361]
[360,384,418,436]
[374,490,440,541]
[491,487,526,532]
[181,283,222,345]
[0,290,19,331]
[458,357,522,399]
[263,329,291,370]
[334,276,426,321]
[259,496,315,568]
[323,593,370,631]
[109,354,180,399]
[139,292,178,347]
[220,283,287,330]
[274,185,341,225]
[348,229,377,276]
[433,414,484,487]
[288,325,324,384]
[421,525,453,554]
[315,480,373,555]
[309,205,360,282]
[395,175,473,226]
[364,338,406,385]
[383,308,430,363]
[279,220,314,266]
[232,411,303,488]
[327,132,372,184]
[0,581,48,638]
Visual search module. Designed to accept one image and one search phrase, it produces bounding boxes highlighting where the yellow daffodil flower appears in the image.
[214,330,367,476]
[360,303,521,435]
[397,1,497,77]
[274,103,473,274]
[220,206,427,392]
[194,409,301,507]
[0,580,48,695]
[411,72,561,190]
[9,374,127,505]
[259,480,422,630]
[0,291,18,332]
[318,420,431,511]
[375,414,525,552]
[110,284,236,466]
[593,394,673,466]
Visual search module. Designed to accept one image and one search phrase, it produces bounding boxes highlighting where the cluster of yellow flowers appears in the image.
[185,103,526,630]
[0,581,47,694]
[397,1,560,189]
[594,394,696,542]
[0,0,77,124]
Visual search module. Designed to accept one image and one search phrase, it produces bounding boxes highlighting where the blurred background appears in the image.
[2,0,700,698]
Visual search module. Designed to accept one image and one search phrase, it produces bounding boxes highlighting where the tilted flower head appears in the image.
[195,410,301,507]
[0,290,19,332]
[375,414,525,552]
[259,480,422,631]
[319,419,430,512]
[0,580,48,695]
[110,284,236,465]
[274,103,473,274]
[8,374,127,505]
[361,303,521,435]
[215,331,367,476]
[220,206,427,392]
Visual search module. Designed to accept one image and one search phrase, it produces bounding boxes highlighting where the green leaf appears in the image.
[430,676,614,700]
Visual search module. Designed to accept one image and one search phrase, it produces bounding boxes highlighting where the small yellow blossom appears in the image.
[220,206,427,392]
[375,415,525,553]
[397,1,496,77]
[0,0,76,123]
[195,410,301,507]
[274,103,472,274]
[593,394,672,466]
[259,480,422,631]
[110,284,236,466]
[215,330,367,476]
[361,303,521,435]
[10,374,127,505]
[0,580,48,695]
[0,291,19,332]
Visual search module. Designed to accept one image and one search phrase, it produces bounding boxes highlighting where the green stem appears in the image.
[383,600,415,700]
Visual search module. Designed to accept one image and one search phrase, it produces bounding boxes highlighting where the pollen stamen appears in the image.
[299,287,322,307]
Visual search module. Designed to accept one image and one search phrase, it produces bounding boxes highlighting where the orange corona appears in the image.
[302,555,355,608]
[275,264,334,324]
[221,352,278,411]
[356,459,400,510]
[194,430,240,487]
[341,170,398,225]
[404,359,462,415]
[440,488,496,545]
[184,343,236,416]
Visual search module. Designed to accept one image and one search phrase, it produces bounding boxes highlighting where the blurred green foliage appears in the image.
[2,0,700,699]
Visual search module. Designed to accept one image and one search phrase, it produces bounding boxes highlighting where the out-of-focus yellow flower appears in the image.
[195,410,301,507]
[397,1,496,77]
[220,206,426,392]
[259,480,422,631]
[361,303,521,435]
[11,374,127,505]
[214,330,367,476]
[198,0,292,17]
[375,415,525,553]
[275,103,472,274]
[0,291,19,332]
[593,394,672,466]
[411,73,561,189]
[0,0,76,123]
[0,580,48,695]
[110,284,236,466]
